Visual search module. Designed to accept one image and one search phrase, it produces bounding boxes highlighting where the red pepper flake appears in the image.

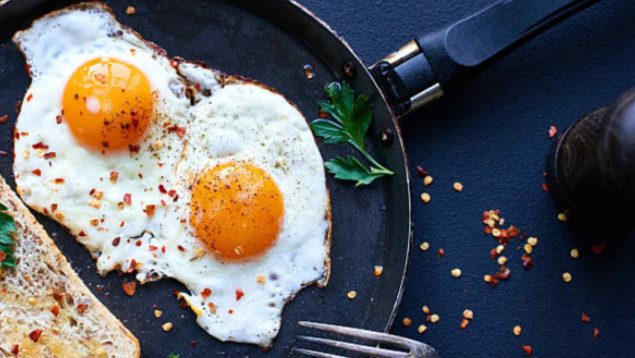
[161,246,166,254]
[208,302,217,314]
[483,226,492,235]
[123,193,132,206]
[581,312,591,323]
[50,203,57,212]
[177,245,185,252]
[521,345,533,355]
[593,327,600,338]
[144,204,155,217]
[76,303,88,314]
[10,344,19,355]
[541,182,549,192]
[54,178,65,184]
[167,125,186,139]
[50,305,60,317]
[548,125,558,138]
[459,318,469,330]
[495,266,511,280]
[0,114,8,124]
[158,184,167,194]
[489,248,498,259]
[160,199,167,207]
[168,189,177,198]
[592,242,606,255]
[0,151,8,157]
[56,115,62,124]
[228,309,234,314]
[194,82,202,91]
[135,240,142,247]
[0,251,7,262]
[235,289,244,301]
[129,259,138,272]
[32,142,49,150]
[521,254,534,270]
[24,63,31,76]
[201,288,212,299]
[128,144,140,153]
[149,245,158,251]
[32,169,41,176]
[52,292,65,303]
[28,329,43,342]
[26,93,33,102]
[170,59,179,68]
[78,230,87,237]
[110,171,119,183]
[318,110,329,118]
[415,165,429,178]
[437,248,445,257]
[43,152,56,159]
[122,281,137,296]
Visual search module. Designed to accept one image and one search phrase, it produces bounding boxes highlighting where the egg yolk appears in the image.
[190,162,284,261]
[62,57,154,152]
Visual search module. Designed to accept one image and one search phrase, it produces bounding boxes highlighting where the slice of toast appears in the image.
[0,175,140,358]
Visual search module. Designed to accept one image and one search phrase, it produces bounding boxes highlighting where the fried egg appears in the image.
[12,2,330,347]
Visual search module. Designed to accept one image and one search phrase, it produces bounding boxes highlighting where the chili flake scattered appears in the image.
[208,302,217,314]
[437,248,445,257]
[453,182,463,192]
[10,344,18,355]
[32,169,41,176]
[125,5,136,15]
[422,305,430,314]
[32,142,49,150]
[521,254,534,269]
[28,329,43,342]
[43,152,56,159]
[593,327,600,338]
[122,281,137,296]
[581,312,591,323]
[460,319,469,330]
[402,317,412,327]
[0,114,7,124]
[201,288,212,299]
[592,242,606,255]
[50,305,60,317]
[373,265,384,277]
[521,345,533,355]
[415,165,428,178]
[144,204,156,217]
[235,289,245,301]
[548,125,558,138]
[123,194,132,206]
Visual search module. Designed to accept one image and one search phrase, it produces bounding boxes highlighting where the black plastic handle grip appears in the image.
[419,0,599,91]
[371,0,602,116]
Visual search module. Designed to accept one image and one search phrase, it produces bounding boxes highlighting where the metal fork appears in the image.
[295,321,439,358]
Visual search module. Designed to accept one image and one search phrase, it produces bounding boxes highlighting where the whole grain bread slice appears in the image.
[0,175,140,357]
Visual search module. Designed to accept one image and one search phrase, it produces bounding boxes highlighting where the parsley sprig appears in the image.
[0,203,16,269]
[311,82,393,186]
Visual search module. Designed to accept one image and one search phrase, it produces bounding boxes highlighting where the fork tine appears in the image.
[298,335,409,358]
[293,347,347,358]
[298,321,411,346]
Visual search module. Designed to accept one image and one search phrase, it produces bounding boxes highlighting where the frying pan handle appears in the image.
[370,0,601,117]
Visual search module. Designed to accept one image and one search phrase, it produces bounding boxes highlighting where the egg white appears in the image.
[12,3,330,347]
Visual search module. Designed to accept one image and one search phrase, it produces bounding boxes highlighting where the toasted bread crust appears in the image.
[0,175,140,357]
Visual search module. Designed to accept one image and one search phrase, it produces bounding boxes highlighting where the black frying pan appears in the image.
[0,0,599,356]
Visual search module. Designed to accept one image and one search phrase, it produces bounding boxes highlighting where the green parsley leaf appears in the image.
[325,156,386,187]
[0,203,16,269]
[311,82,393,186]
[167,354,180,358]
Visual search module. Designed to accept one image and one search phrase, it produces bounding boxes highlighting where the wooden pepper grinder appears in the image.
[548,89,635,234]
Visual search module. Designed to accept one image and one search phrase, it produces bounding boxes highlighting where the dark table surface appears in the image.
[300,0,635,357]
